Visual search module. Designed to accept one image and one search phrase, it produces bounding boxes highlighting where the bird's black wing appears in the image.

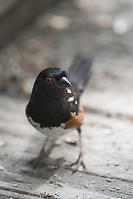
[68,54,93,95]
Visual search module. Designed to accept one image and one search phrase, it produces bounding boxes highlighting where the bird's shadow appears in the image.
[17,132,66,180]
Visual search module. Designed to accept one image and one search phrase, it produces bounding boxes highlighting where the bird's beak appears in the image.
[60,77,72,86]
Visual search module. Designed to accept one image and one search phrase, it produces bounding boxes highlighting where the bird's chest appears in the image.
[27,86,79,133]
[27,98,73,128]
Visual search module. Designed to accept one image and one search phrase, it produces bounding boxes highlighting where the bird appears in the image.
[25,55,92,173]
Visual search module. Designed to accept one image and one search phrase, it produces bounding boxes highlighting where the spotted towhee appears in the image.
[26,55,92,173]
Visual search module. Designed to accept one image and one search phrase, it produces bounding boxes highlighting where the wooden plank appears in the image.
[0,189,38,199]
[0,58,133,198]
[0,94,133,198]
[0,95,133,180]
[0,170,131,199]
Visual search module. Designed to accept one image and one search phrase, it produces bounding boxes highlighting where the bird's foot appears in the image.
[29,148,48,168]
[66,153,86,174]
[30,156,42,168]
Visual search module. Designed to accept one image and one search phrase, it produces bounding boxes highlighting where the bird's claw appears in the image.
[29,156,42,168]
[29,148,47,168]
[65,153,86,174]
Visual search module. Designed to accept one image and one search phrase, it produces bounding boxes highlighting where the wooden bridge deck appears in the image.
[0,58,133,198]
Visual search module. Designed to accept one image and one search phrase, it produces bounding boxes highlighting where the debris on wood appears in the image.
[0,165,4,171]
[13,184,18,187]
[84,184,89,188]
[106,178,112,183]
[0,141,5,147]
[55,191,60,196]
[114,163,119,167]
[65,137,77,146]
[56,182,63,187]
[40,192,54,199]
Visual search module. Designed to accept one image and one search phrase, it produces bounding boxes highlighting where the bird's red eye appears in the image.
[45,77,52,83]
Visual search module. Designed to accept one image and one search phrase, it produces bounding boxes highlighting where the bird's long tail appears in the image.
[68,54,93,94]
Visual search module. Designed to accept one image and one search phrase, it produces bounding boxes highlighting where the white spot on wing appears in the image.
[66,87,72,94]
[68,96,74,103]
[75,100,78,104]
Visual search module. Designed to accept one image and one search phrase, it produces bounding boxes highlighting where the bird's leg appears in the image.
[30,137,49,167]
[68,128,86,173]
[30,136,56,167]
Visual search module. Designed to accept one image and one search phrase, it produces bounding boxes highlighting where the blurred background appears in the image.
[0,0,133,99]
[1,1,133,196]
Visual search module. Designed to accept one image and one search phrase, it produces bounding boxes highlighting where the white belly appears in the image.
[28,116,71,139]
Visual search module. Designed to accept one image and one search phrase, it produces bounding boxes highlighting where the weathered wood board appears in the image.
[0,59,133,198]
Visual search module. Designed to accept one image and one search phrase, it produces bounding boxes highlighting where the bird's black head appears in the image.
[31,68,71,100]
